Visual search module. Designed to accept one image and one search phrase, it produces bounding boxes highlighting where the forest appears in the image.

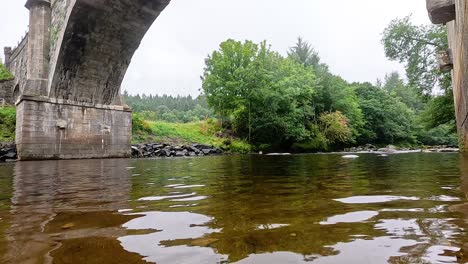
[126,16,457,152]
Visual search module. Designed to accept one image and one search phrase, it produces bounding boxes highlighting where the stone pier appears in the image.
[16,97,132,160]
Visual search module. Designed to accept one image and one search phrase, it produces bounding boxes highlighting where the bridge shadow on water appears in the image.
[0,154,467,263]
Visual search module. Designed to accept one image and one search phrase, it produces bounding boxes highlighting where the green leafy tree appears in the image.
[288,38,364,141]
[419,91,456,130]
[382,16,457,146]
[313,69,364,140]
[202,39,317,149]
[287,37,321,68]
[382,72,424,111]
[354,83,416,144]
[381,16,450,95]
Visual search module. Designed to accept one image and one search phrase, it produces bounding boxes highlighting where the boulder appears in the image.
[175,151,186,157]
[194,144,213,150]
[160,149,171,157]
[202,149,211,155]
[131,146,142,158]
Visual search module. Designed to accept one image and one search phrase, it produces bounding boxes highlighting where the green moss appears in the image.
[50,24,61,48]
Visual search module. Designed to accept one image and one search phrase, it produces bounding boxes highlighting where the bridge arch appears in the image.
[49,0,170,105]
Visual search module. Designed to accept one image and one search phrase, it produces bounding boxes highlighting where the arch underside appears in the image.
[49,0,170,105]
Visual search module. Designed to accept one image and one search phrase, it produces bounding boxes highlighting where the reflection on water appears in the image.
[0,153,467,263]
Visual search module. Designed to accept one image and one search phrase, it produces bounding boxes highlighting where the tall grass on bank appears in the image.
[132,113,251,153]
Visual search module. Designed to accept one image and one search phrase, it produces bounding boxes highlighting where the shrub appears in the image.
[420,122,458,146]
[0,106,16,141]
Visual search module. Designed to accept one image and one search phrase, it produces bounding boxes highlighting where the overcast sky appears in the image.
[1,0,431,96]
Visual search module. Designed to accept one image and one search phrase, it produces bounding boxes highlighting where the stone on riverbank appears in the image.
[131,143,222,159]
[0,143,16,161]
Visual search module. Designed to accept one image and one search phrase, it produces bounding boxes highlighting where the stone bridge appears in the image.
[4,0,170,160]
[2,0,468,160]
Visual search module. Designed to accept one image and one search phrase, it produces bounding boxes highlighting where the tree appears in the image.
[382,15,457,145]
[382,72,424,111]
[354,83,416,145]
[287,37,321,68]
[313,68,364,140]
[202,39,317,149]
[381,16,450,95]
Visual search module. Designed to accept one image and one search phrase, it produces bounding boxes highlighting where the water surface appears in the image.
[0,153,467,263]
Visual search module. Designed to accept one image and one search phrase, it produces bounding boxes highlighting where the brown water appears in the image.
[0,153,468,263]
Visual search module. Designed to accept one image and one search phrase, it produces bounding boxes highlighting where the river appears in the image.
[0,153,467,263]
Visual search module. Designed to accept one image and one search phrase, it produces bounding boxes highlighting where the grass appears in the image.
[132,114,252,153]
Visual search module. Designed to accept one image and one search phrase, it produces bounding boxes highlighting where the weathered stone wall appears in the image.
[49,0,73,84]
[48,0,170,105]
[6,35,28,98]
[447,0,468,150]
[0,80,14,105]
[16,98,131,160]
[50,0,71,59]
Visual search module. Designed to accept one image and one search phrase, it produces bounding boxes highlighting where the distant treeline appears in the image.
[123,92,213,123]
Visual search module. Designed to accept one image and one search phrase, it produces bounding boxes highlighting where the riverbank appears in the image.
[342,144,459,154]
[0,107,460,162]
[132,116,252,154]
[0,142,460,163]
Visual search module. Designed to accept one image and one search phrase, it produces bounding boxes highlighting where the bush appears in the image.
[0,106,16,141]
[292,132,329,152]
[0,62,13,81]
[319,111,353,145]
[420,122,458,146]
[132,113,153,142]
[221,139,252,154]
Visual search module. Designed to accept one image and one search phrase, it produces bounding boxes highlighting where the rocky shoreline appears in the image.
[0,143,460,162]
[343,144,459,154]
[131,143,223,158]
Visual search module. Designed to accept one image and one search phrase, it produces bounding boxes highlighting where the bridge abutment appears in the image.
[16,96,131,160]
